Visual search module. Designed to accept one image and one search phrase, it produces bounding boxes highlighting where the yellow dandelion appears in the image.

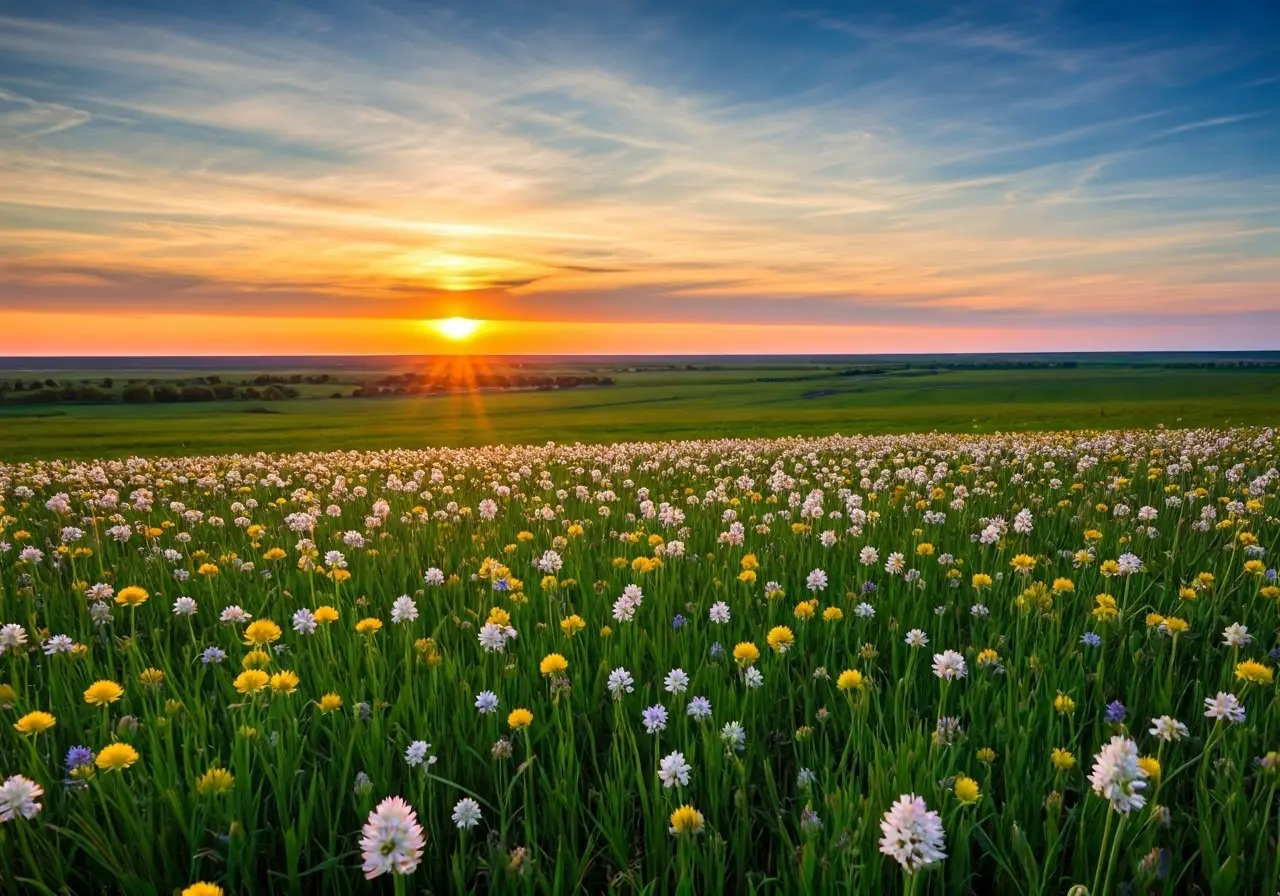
[84,680,124,706]
[96,742,139,772]
[233,669,269,694]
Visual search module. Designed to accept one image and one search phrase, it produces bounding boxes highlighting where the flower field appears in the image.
[1,428,1278,894]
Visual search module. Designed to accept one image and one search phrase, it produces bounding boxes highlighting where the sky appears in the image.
[0,0,1278,355]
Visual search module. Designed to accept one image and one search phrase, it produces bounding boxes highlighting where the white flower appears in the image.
[806,568,828,591]
[423,568,445,586]
[884,552,905,574]
[709,601,731,624]
[535,550,563,573]
[43,634,74,655]
[720,721,747,752]
[859,546,879,566]
[607,667,635,699]
[687,696,712,720]
[1087,736,1147,814]
[0,775,43,821]
[172,596,198,616]
[0,624,29,655]
[475,690,499,714]
[879,794,947,873]
[1149,715,1190,742]
[404,741,437,768]
[663,668,690,694]
[641,704,668,734]
[220,606,251,624]
[391,595,418,624]
[904,629,929,648]
[931,650,966,680]
[1221,623,1251,647]
[1204,691,1245,724]
[658,751,692,789]
[478,622,516,652]
[854,602,875,618]
[360,796,426,879]
[1013,508,1034,534]
[451,797,482,830]
[744,667,764,688]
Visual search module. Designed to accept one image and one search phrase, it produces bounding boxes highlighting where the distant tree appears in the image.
[212,384,236,400]
[152,385,182,402]
[122,384,154,403]
[101,377,114,388]
[180,386,216,402]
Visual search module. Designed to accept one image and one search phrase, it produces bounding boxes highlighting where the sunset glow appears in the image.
[432,317,483,341]
[0,2,1276,354]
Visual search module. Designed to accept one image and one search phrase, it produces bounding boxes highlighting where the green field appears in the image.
[1,362,1278,460]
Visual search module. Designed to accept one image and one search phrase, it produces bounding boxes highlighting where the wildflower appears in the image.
[475,690,499,714]
[607,668,635,698]
[452,797,482,830]
[65,745,95,774]
[139,668,166,688]
[1236,660,1273,685]
[1104,700,1126,724]
[219,606,250,624]
[976,747,996,764]
[1222,623,1252,647]
[904,629,929,648]
[172,596,198,616]
[115,586,149,607]
[319,693,343,713]
[560,614,585,636]
[1149,716,1189,742]
[360,796,426,879]
[292,608,316,634]
[540,653,568,677]
[507,708,533,730]
[1138,756,1161,780]
[1088,736,1148,813]
[391,596,418,624]
[721,721,746,752]
[932,650,966,680]
[200,646,227,665]
[766,626,795,653]
[269,671,300,694]
[196,767,235,795]
[355,618,383,635]
[879,794,947,873]
[314,606,339,624]
[971,573,992,588]
[837,669,864,691]
[744,667,764,688]
[1080,632,1102,648]
[733,642,760,666]
[641,704,668,734]
[823,606,843,622]
[14,711,55,736]
[181,885,224,896]
[84,680,124,706]
[709,601,731,623]
[1054,693,1076,715]
[234,670,269,694]
[954,776,980,804]
[1009,554,1036,575]
[658,751,692,788]
[0,775,43,822]
[806,568,828,591]
[687,696,712,720]
[1204,692,1245,723]
[663,668,690,694]
[96,743,139,772]
[1051,748,1076,771]
[669,804,705,836]
[405,741,436,768]
[243,619,282,646]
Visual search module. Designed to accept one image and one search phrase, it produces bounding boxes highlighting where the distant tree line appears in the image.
[352,372,615,397]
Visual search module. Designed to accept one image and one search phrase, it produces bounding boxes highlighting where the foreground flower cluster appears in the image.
[1,428,1278,893]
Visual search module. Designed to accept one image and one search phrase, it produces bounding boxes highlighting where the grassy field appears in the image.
[1,363,1278,460]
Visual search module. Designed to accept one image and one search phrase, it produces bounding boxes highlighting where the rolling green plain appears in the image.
[1,359,1278,460]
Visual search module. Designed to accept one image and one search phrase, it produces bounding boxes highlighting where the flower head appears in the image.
[360,796,426,879]
[879,794,947,873]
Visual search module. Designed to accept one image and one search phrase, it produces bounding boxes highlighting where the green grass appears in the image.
[1,366,1278,460]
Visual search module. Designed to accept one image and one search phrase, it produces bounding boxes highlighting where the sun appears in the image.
[432,317,482,341]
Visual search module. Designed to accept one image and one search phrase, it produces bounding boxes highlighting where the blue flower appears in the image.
[65,745,94,771]
[1104,700,1126,723]
[709,641,725,659]
[200,646,227,664]
[1080,632,1101,648]
[672,614,687,630]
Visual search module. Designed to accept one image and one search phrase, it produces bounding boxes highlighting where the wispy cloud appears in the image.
[0,2,1276,346]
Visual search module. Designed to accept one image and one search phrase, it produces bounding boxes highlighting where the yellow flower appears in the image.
[559,615,586,637]
[263,547,287,561]
[740,553,759,570]
[1145,613,1166,629]
[139,667,166,688]
[1178,586,1198,600]
[971,573,992,588]
[1196,572,1215,588]
[1100,559,1120,577]
[196,767,235,796]
[233,669,269,694]
[197,563,219,577]
[313,605,339,624]
[182,884,224,896]
[269,670,300,694]
[733,642,760,667]
[954,775,980,804]
[243,619,282,646]
[508,707,533,730]
[822,606,843,622]
[355,618,383,635]
[1244,559,1266,575]
[14,710,56,735]
[1009,554,1036,573]
[567,524,584,537]
[1053,693,1076,715]
[737,569,757,584]
[115,585,149,607]
[96,742,139,772]
[836,669,863,691]
[1050,748,1076,771]
[1161,617,1189,635]
[977,648,1000,667]
[319,693,343,713]
[487,607,512,627]
[242,649,271,670]
[793,601,815,621]
[668,804,705,836]
[1051,577,1074,593]
[766,626,795,653]
[916,542,935,556]
[0,683,16,708]
[539,653,569,677]
[976,747,997,764]
[84,680,124,706]
[1137,756,1161,780]
[599,626,613,638]
[1236,660,1274,685]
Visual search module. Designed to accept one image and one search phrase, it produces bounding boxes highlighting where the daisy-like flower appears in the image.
[0,775,43,822]
[607,667,635,699]
[1088,736,1148,814]
[43,634,74,655]
[904,629,929,648]
[0,623,28,655]
[931,650,967,680]
[641,704,668,734]
[172,597,198,616]
[1204,691,1246,724]
[709,601,731,624]
[687,696,712,720]
[360,796,426,879]
[744,667,764,688]
[219,606,251,625]
[451,797,482,830]
[663,668,690,694]
[1149,716,1190,741]
[475,691,499,714]
[879,794,947,874]
[292,608,316,634]
[423,567,445,586]
[669,804,705,836]
[391,596,418,624]
[806,568,828,591]
[404,741,437,768]
[720,721,746,752]
[1221,623,1251,647]
[658,751,692,788]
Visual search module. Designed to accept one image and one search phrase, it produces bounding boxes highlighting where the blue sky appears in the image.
[0,0,1277,352]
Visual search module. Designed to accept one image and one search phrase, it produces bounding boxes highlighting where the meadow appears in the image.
[1,359,1279,460]
[1,426,1278,894]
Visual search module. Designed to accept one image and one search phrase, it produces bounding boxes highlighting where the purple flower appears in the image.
[672,614,687,631]
[1104,700,1126,724]
[65,745,94,772]
[1080,632,1101,648]
[861,581,877,594]
[709,641,724,659]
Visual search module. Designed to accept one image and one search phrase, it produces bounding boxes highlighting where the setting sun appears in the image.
[432,317,482,341]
